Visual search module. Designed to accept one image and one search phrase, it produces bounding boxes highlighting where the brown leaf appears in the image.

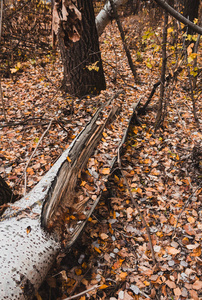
[183,223,196,236]
[166,247,180,255]
[165,280,176,289]
[192,280,202,290]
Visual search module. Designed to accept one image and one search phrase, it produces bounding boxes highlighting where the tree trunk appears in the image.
[58,0,106,97]
[183,0,200,34]
[0,175,15,205]
[95,0,128,36]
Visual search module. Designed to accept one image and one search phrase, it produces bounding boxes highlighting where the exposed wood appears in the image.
[0,91,138,299]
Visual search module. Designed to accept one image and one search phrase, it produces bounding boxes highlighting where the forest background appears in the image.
[0,0,202,299]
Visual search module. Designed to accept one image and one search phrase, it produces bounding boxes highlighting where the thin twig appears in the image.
[0,78,8,122]
[117,148,156,265]
[24,119,53,196]
[63,284,101,300]
[172,186,201,239]
[0,0,3,39]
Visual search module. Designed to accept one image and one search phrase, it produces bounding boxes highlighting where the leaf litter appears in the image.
[0,6,202,300]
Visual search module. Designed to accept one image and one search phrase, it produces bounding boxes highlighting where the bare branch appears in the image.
[153,0,202,35]
[24,120,53,196]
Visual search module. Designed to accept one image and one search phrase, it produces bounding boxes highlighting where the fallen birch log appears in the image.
[0,91,136,299]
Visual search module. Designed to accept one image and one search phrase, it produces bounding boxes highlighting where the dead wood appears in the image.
[109,0,137,81]
[137,66,182,115]
[0,90,138,299]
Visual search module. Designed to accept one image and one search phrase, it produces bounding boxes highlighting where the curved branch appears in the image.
[153,0,202,35]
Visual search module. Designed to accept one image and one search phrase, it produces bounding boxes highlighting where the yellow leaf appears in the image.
[167,27,174,33]
[75,268,82,276]
[99,284,108,289]
[144,280,150,286]
[67,156,71,162]
[114,175,119,181]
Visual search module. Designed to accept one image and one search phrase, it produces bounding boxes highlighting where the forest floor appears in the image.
[0,8,202,300]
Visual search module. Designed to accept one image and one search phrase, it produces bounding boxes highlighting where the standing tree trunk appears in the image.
[0,176,15,206]
[183,0,200,34]
[155,9,168,130]
[55,0,106,97]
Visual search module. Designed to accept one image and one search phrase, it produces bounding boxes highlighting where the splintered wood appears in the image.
[41,92,134,247]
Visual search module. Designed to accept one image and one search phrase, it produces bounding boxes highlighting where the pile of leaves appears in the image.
[0,3,202,300]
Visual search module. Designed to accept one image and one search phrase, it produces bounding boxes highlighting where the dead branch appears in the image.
[138,67,182,115]
[109,0,138,81]
[172,186,201,239]
[24,119,53,195]
[117,148,156,266]
[0,78,7,122]
[153,0,202,35]
[64,284,101,300]
[155,9,168,130]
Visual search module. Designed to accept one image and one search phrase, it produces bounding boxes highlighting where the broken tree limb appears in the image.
[0,90,138,299]
[109,0,137,81]
[137,66,182,115]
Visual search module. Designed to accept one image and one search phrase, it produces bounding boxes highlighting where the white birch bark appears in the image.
[95,0,128,36]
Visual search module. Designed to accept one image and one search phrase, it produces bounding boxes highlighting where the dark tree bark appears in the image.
[58,0,106,97]
[155,9,168,130]
[183,0,200,34]
[109,0,138,81]
[0,176,15,205]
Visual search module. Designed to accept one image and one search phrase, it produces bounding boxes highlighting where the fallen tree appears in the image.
[0,92,137,299]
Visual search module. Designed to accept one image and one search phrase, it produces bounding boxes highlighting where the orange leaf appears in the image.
[75,268,82,276]
[101,168,110,175]
[67,156,71,162]
[99,284,108,289]
[183,224,196,236]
